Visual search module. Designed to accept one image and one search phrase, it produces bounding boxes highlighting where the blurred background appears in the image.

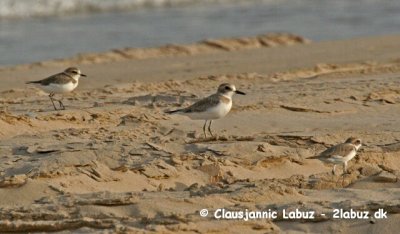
[0,0,399,66]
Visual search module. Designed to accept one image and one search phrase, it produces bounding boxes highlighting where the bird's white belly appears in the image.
[325,151,356,164]
[186,102,232,120]
[343,150,357,162]
[39,82,78,94]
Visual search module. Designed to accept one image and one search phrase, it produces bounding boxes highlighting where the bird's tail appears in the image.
[165,109,183,114]
[26,80,41,84]
[306,155,320,159]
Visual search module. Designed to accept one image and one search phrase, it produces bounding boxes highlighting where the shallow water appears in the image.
[1,0,400,66]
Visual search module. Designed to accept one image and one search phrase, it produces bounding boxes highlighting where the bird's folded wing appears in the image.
[182,94,220,113]
[318,143,355,159]
[40,73,73,85]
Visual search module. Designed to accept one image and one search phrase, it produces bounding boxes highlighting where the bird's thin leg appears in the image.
[49,93,57,110]
[58,98,65,110]
[208,120,213,137]
[343,162,348,175]
[50,94,65,110]
[332,165,336,175]
[203,120,208,138]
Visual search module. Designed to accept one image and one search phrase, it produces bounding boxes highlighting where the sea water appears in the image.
[0,0,399,66]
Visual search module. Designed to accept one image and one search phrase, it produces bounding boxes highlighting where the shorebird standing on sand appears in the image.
[165,83,246,138]
[308,137,362,175]
[26,67,86,110]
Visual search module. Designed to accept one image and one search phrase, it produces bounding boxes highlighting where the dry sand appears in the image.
[0,33,400,233]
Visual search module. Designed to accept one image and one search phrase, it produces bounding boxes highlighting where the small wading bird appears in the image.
[308,137,362,175]
[26,67,86,110]
[165,83,246,138]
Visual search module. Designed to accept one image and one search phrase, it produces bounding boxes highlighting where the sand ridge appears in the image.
[0,33,310,72]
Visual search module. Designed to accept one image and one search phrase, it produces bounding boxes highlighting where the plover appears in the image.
[26,67,86,110]
[308,137,362,175]
[166,83,245,138]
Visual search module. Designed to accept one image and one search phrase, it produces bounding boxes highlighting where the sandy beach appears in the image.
[1,33,400,233]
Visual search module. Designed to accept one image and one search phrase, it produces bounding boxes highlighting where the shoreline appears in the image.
[1,34,400,92]
[0,33,310,71]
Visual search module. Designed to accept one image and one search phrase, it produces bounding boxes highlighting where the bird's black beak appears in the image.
[81,74,87,77]
[235,90,246,95]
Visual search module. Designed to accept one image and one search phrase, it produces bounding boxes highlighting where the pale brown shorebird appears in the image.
[26,67,86,110]
[308,137,362,175]
[166,83,246,138]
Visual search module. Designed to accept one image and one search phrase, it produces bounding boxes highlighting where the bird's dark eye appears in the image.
[225,86,231,90]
